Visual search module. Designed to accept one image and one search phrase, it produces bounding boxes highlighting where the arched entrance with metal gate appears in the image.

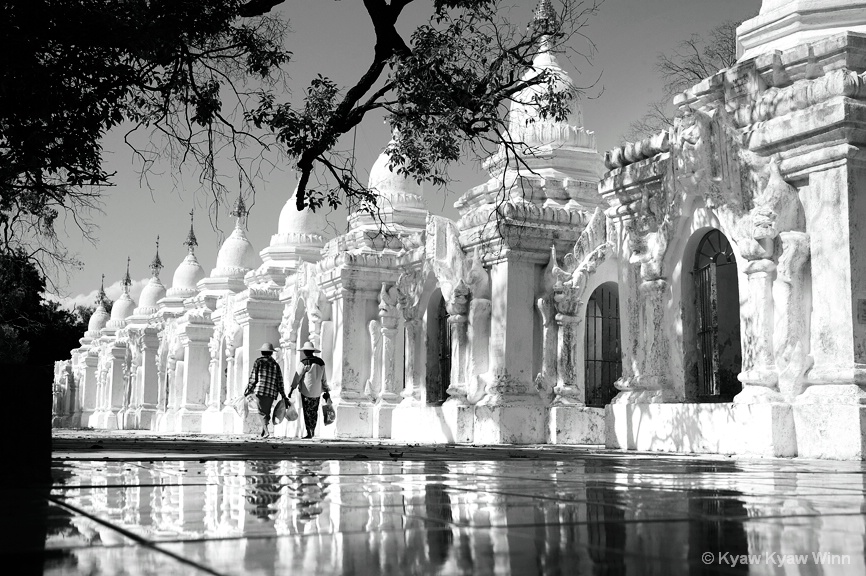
[425,289,450,405]
[692,229,742,400]
[584,282,621,407]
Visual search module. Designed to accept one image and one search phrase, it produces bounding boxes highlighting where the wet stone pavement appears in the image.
[9,431,866,575]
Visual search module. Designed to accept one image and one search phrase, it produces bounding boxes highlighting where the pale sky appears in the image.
[53,0,761,307]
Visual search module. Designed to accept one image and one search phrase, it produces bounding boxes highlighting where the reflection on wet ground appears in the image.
[18,447,866,575]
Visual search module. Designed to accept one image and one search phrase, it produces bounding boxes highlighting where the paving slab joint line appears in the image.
[47,496,228,576]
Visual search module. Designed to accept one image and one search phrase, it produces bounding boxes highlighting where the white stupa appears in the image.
[247,185,329,286]
[103,258,136,333]
[346,138,428,237]
[82,275,110,343]
[458,0,604,214]
[165,211,206,301]
[198,194,257,294]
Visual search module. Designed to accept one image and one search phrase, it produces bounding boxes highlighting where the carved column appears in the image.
[736,256,781,401]
[378,284,401,403]
[551,278,587,405]
[80,352,99,426]
[176,312,214,433]
[445,282,470,404]
[774,231,812,398]
[468,297,492,403]
[613,262,641,395]
[636,278,674,398]
[535,295,558,403]
[103,342,128,430]
[396,271,424,405]
[335,287,367,402]
[206,326,224,412]
[365,319,382,399]
[136,327,161,429]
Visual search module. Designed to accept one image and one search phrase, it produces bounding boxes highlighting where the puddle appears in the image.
[30,457,866,574]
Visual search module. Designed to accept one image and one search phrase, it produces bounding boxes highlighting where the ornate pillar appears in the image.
[103,342,128,430]
[396,270,424,406]
[80,352,99,426]
[475,255,545,444]
[378,284,401,403]
[176,310,214,433]
[774,231,812,398]
[553,302,584,407]
[636,277,676,399]
[535,296,557,404]
[135,327,161,429]
[468,296,492,403]
[736,255,781,402]
[445,282,470,404]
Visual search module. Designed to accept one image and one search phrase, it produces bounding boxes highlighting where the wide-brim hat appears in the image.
[299,341,320,353]
[260,342,276,352]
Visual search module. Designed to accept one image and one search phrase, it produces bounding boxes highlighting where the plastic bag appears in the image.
[322,400,335,426]
[230,395,249,419]
[286,401,299,422]
[272,398,286,425]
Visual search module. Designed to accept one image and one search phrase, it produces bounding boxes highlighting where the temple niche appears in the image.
[52,0,866,459]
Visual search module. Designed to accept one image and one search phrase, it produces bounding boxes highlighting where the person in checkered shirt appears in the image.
[244,342,287,438]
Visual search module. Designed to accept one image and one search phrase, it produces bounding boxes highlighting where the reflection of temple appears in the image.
[46,458,866,574]
[53,0,866,459]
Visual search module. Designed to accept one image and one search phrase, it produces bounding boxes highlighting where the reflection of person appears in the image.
[245,461,282,523]
[244,343,287,438]
[290,342,330,439]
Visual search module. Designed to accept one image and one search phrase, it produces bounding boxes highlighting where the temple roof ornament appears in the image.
[533,0,557,36]
[183,210,198,254]
[96,274,107,309]
[122,256,132,295]
[149,236,163,278]
[230,193,248,230]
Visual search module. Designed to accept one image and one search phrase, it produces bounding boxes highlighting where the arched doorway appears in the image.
[425,289,450,405]
[585,282,621,407]
[693,229,741,400]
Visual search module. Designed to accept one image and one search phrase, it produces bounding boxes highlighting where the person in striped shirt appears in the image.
[244,342,287,438]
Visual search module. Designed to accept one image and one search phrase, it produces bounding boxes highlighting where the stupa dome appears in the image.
[278,186,328,236]
[210,195,258,278]
[106,259,135,330]
[86,305,109,336]
[109,293,136,323]
[171,253,205,292]
[213,227,257,276]
[368,147,424,199]
[505,3,588,150]
[507,51,583,135]
[138,277,166,311]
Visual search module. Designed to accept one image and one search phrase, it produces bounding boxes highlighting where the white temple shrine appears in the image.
[53,0,866,460]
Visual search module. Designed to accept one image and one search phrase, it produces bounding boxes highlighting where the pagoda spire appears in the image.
[230,193,247,230]
[122,256,132,295]
[183,209,198,254]
[150,235,163,278]
[533,0,557,35]
[96,274,107,310]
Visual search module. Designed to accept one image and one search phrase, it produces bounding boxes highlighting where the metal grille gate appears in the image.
[693,230,734,398]
[585,283,621,407]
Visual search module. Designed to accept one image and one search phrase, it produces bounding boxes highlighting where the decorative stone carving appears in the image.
[378,283,401,403]
[396,268,426,404]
